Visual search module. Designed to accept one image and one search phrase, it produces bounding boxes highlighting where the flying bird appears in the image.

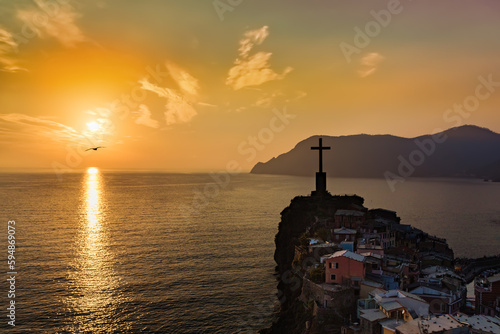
[86,146,105,151]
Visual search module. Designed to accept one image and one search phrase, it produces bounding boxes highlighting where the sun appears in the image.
[87,122,100,132]
[87,167,99,174]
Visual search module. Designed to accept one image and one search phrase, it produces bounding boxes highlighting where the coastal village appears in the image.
[263,138,500,334]
[296,203,500,333]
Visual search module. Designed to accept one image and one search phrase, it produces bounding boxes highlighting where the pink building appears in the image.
[324,250,366,287]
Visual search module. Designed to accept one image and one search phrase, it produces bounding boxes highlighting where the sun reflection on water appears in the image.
[64,167,124,332]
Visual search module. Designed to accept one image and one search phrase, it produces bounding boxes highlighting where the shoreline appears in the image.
[456,255,500,283]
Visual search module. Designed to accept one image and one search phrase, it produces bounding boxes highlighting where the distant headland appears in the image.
[251,125,500,181]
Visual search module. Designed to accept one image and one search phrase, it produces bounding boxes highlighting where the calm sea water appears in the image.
[1,171,499,333]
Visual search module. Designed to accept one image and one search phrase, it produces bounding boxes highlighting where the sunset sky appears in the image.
[1,0,500,172]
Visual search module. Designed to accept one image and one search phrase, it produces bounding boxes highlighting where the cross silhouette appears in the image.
[311,137,330,173]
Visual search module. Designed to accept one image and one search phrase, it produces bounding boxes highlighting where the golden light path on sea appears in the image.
[63,167,124,332]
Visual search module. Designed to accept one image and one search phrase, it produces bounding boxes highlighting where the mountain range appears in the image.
[250,125,500,180]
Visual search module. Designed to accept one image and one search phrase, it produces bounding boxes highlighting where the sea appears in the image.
[1,171,499,333]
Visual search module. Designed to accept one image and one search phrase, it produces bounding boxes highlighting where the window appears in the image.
[330,274,336,280]
[329,262,338,269]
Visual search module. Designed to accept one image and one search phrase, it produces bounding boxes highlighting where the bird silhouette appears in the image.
[85,146,105,151]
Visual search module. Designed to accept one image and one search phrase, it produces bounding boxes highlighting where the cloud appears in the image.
[227,52,293,91]
[358,52,385,78]
[134,104,159,128]
[139,76,198,126]
[165,62,200,97]
[226,26,292,90]
[17,0,86,48]
[238,26,269,58]
[0,113,83,143]
[0,28,24,72]
[137,62,204,126]
[254,90,307,108]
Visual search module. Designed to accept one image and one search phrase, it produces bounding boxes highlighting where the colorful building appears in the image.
[324,250,366,288]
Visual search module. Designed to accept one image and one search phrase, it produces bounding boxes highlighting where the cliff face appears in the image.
[261,190,461,334]
[261,193,365,334]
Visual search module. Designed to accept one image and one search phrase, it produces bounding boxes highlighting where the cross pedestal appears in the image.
[316,172,327,193]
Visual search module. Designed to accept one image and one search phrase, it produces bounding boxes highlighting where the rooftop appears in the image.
[396,314,465,333]
[488,274,500,283]
[452,313,500,332]
[325,250,365,262]
[380,318,405,331]
[361,280,384,289]
[359,309,387,322]
[420,314,465,332]
[380,300,404,312]
[334,227,357,234]
[359,251,383,260]
[373,290,429,318]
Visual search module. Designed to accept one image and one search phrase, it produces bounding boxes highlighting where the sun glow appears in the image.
[87,167,99,174]
[87,122,100,132]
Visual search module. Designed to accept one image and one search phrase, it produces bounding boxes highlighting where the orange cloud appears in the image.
[0,113,83,143]
[226,26,292,90]
[165,62,200,97]
[17,0,86,48]
[0,28,24,72]
[134,104,159,128]
[358,52,385,78]
[137,62,202,126]
[139,79,197,126]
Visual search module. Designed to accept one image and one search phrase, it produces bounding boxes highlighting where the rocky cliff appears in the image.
[260,193,365,334]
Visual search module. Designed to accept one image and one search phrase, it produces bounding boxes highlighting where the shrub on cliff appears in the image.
[309,265,325,284]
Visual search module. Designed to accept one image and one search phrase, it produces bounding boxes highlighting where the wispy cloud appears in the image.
[139,63,200,126]
[165,62,200,97]
[137,62,202,126]
[238,26,269,58]
[134,104,159,128]
[17,0,86,48]
[358,52,385,78]
[0,113,83,143]
[226,26,292,90]
[254,90,307,108]
[0,28,24,72]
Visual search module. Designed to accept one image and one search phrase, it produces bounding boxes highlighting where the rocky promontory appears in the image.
[261,194,365,333]
[261,191,459,334]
